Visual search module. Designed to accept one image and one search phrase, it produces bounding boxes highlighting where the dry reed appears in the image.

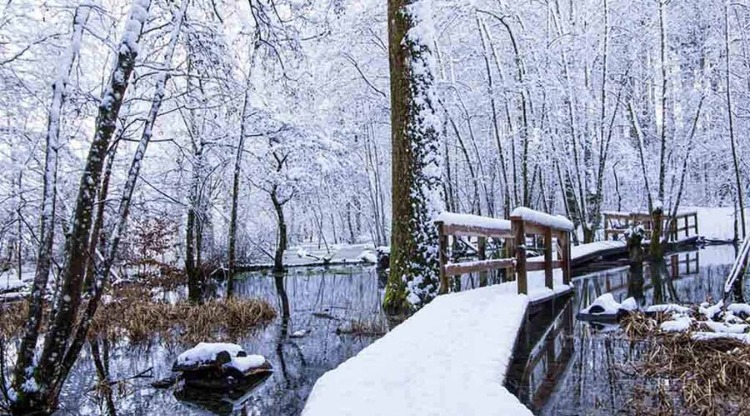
[0,292,276,345]
[620,312,750,415]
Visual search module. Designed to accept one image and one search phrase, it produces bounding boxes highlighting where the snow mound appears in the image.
[176,342,245,367]
[661,316,692,333]
[579,294,638,317]
[646,304,692,314]
[225,355,267,373]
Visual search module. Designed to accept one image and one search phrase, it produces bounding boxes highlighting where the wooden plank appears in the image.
[438,223,449,294]
[561,232,571,285]
[444,259,515,276]
[438,222,513,239]
[514,218,527,295]
[478,237,487,287]
[527,260,563,272]
[544,227,553,289]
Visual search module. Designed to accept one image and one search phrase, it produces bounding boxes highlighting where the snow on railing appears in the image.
[509,207,574,231]
[435,208,573,295]
[434,212,512,238]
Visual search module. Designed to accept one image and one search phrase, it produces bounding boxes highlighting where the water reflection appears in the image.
[57,266,385,416]
[537,245,741,415]
[505,295,575,412]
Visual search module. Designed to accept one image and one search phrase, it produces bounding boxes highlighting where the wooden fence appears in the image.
[435,209,572,295]
[603,211,698,242]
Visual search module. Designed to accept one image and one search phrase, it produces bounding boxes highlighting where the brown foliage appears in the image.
[621,312,750,415]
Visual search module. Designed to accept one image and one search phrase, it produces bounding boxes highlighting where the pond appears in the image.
[57,266,387,415]
[55,244,742,415]
[505,244,745,415]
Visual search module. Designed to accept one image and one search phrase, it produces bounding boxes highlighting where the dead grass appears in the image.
[0,291,276,345]
[91,295,276,344]
[620,312,750,415]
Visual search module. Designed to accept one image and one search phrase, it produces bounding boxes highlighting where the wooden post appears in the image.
[544,227,553,289]
[512,217,527,294]
[478,236,487,287]
[561,232,571,285]
[437,222,449,294]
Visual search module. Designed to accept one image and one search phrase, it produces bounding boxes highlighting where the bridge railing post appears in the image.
[512,217,527,295]
[562,231,571,285]
[544,227,553,290]
[437,222,449,295]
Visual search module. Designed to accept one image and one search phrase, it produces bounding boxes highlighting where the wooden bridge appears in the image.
[603,210,699,242]
[435,207,573,297]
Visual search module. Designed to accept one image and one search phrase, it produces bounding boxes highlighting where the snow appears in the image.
[225,355,266,373]
[620,297,639,312]
[699,300,724,320]
[702,321,748,334]
[646,304,693,314]
[176,343,245,366]
[571,240,626,260]
[303,273,571,415]
[510,207,574,231]
[580,293,621,315]
[691,332,750,344]
[579,294,638,315]
[434,212,511,232]
[660,316,692,332]
[682,206,750,241]
[728,303,750,317]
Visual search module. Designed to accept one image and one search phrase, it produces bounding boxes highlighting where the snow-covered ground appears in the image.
[681,206,749,241]
[0,267,36,293]
[302,272,570,416]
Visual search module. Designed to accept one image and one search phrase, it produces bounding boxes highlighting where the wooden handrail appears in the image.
[436,209,572,295]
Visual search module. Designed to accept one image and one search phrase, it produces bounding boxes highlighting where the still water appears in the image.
[57,267,386,415]
[506,244,743,415]
[56,245,740,415]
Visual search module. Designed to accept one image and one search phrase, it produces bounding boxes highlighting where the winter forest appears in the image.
[3,0,750,415]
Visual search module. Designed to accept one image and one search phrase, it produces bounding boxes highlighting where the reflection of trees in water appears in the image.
[575,249,732,311]
[55,267,384,415]
[545,247,740,415]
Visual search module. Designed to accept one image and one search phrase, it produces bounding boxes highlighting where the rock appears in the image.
[173,343,272,390]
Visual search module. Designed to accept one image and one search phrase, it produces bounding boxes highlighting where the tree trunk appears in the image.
[12,5,90,399]
[384,0,443,316]
[271,186,287,274]
[726,4,746,239]
[11,1,151,413]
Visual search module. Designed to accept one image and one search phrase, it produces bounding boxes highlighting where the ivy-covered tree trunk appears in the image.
[384,0,443,316]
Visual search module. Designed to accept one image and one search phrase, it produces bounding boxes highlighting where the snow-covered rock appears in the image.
[579,294,638,318]
[173,343,272,390]
[174,342,246,371]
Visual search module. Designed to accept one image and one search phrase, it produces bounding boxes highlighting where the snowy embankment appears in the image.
[684,206,750,241]
[303,273,571,416]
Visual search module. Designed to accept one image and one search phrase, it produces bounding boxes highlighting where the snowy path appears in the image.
[302,273,571,416]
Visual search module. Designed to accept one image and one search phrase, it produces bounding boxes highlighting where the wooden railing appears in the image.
[435,209,572,295]
[603,211,698,242]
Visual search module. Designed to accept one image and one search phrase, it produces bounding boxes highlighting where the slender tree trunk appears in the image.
[13,5,90,397]
[271,186,287,274]
[11,2,151,413]
[726,4,746,239]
